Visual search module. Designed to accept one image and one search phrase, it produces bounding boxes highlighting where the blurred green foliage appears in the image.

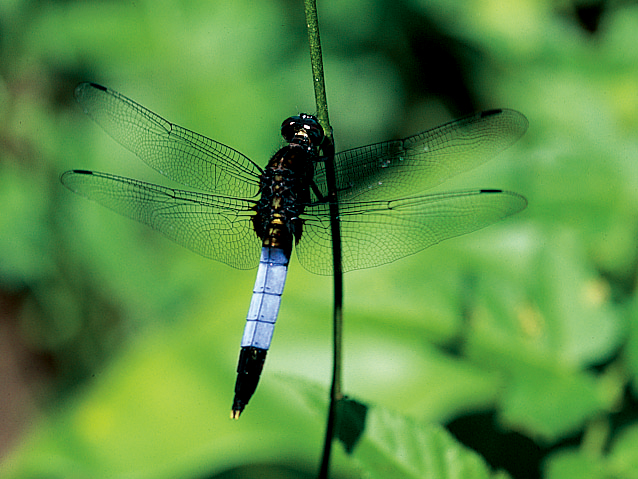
[1,0,638,478]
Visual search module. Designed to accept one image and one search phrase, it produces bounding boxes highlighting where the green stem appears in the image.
[303,1,343,478]
[303,0,332,138]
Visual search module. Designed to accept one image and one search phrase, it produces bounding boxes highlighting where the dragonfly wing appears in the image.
[74,83,262,197]
[312,109,528,202]
[296,189,527,275]
[61,170,261,269]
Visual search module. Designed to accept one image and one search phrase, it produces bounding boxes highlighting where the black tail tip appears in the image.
[231,402,245,420]
[231,409,242,420]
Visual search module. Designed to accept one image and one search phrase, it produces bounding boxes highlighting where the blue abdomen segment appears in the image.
[241,247,290,349]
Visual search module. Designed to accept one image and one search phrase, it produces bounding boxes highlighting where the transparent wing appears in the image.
[312,109,528,202]
[296,189,527,275]
[74,82,262,197]
[61,170,261,269]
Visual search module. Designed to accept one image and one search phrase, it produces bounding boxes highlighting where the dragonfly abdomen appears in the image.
[232,246,289,418]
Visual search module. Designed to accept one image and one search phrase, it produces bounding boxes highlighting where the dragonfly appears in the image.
[62,82,528,418]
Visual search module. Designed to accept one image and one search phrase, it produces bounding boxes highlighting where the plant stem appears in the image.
[304,0,332,138]
[303,1,343,478]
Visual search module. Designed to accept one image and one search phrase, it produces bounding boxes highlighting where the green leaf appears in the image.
[608,424,638,479]
[465,232,622,441]
[280,375,509,479]
[352,406,510,479]
[545,448,606,479]
[336,397,368,454]
[545,422,638,479]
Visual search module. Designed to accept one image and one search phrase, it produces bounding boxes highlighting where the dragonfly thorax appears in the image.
[252,142,316,255]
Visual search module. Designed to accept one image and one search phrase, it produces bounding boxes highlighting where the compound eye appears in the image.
[281,114,324,146]
[300,114,324,144]
[280,116,303,142]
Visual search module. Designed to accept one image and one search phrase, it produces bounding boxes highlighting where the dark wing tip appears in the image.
[60,169,94,187]
[480,108,529,139]
[480,107,528,124]
[89,82,107,91]
[74,82,107,103]
[480,109,504,118]
[480,189,528,214]
[76,81,106,92]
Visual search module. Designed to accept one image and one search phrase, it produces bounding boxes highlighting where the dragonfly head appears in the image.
[281,114,324,151]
